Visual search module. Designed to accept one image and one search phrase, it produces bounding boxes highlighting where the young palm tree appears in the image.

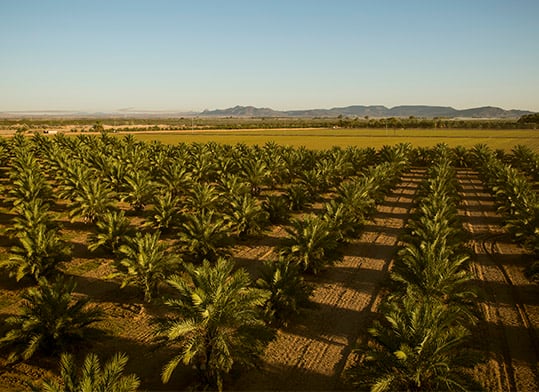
[185,182,220,213]
[113,232,180,302]
[225,194,269,238]
[144,191,182,233]
[122,170,155,211]
[0,278,102,363]
[346,296,482,391]
[262,194,291,225]
[157,258,274,391]
[8,158,53,207]
[68,177,116,224]
[39,352,140,392]
[241,158,269,195]
[8,198,57,238]
[256,259,312,326]
[280,215,342,274]
[158,159,193,197]
[2,224,71,282]
[87,210,133,255]
[285,183,311,211]
[178,210,233,263]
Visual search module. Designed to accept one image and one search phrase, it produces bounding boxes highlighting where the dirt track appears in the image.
[458,169,539,391]
[231,169,424,390]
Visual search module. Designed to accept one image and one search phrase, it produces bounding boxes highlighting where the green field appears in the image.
[127,128,539,151]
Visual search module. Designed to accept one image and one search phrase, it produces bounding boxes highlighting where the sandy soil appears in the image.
[458,169,539,391]
[230,169,424,390]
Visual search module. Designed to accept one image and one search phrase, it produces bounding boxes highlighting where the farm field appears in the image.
[0,134,537,391]
[127,128,539,151]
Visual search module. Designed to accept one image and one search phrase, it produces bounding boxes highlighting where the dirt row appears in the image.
[231,169,425,390]
[458,169,539,391]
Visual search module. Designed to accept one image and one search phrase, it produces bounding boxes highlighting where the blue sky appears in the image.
[1,0,538,112]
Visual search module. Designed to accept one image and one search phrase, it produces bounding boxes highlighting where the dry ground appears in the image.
[0,168,538,391]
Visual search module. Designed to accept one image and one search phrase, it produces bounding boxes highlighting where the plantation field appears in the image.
[0,135,537,391]
[127,128,539,151]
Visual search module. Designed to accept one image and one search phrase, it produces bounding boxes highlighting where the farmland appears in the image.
[0,133,537,391]
[128,128,539,151]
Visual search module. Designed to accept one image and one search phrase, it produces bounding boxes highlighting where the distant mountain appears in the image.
[1,105,533,119]
[201,105,534,119]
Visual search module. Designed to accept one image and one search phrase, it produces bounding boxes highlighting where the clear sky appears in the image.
[1,0,538,112]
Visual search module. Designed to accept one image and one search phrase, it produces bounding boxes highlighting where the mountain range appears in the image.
[200,105,533,119]
[0,105,534,119]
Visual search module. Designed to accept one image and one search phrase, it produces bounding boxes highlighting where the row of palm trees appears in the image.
[0,134,414,390]
[472,144,539,281]
[347,148,482,391]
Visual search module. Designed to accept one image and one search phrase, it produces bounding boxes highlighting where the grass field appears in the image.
[127,128,539,151]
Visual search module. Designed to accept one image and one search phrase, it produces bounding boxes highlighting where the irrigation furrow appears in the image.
[458,169,539,392]
[232,169,423,390]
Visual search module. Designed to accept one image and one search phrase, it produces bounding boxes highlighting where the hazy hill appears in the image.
[1,105,533,119]
[201,105,533,118]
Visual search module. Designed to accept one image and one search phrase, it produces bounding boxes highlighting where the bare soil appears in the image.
[230,169,424,390]
[458,169,539,391]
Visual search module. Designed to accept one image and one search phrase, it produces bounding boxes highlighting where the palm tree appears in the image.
[68,177,117,224]
[346,296,482,391]
[158,159,193,198]
[38,352,140,392]
[225,194,269,238]
[144,191,182,233]
[122,170,155,211]
[113,232,180,302]
[256,259,312,326]
[87,210,133,255]
[178,211,233,263]
[280,215,342,274]
[8,155,53,207]
[0,278,102,363]
[2,224,71,282]
[241,158,269,195]
[285,183,311,211]
[185,182,220,212]
[8,198,57,238]
[156,258,274,391]
[262,194,291,225]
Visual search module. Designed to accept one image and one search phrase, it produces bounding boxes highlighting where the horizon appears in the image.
[0,103,535,115]
[1,1,538,112]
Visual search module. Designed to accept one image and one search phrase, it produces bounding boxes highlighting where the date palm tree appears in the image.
[280,215,342,274]
[38,352,140,392]
[68,177,117,224]
[0,278,102,363]
[241,158,269,195]
[2,224,71,282]
[156,258,273,391]
[185,182,220,213]
[346,296,481,391]
[225,194,269,238]
[178,211,233,263]
[256,259,312,326]
[122,170,155,212]
[144,191,182,233]
[113,232,180,302]
[87,210,133,255]
[262,194,291,225]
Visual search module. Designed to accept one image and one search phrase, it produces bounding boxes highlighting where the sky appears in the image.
[1,0,538,112]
